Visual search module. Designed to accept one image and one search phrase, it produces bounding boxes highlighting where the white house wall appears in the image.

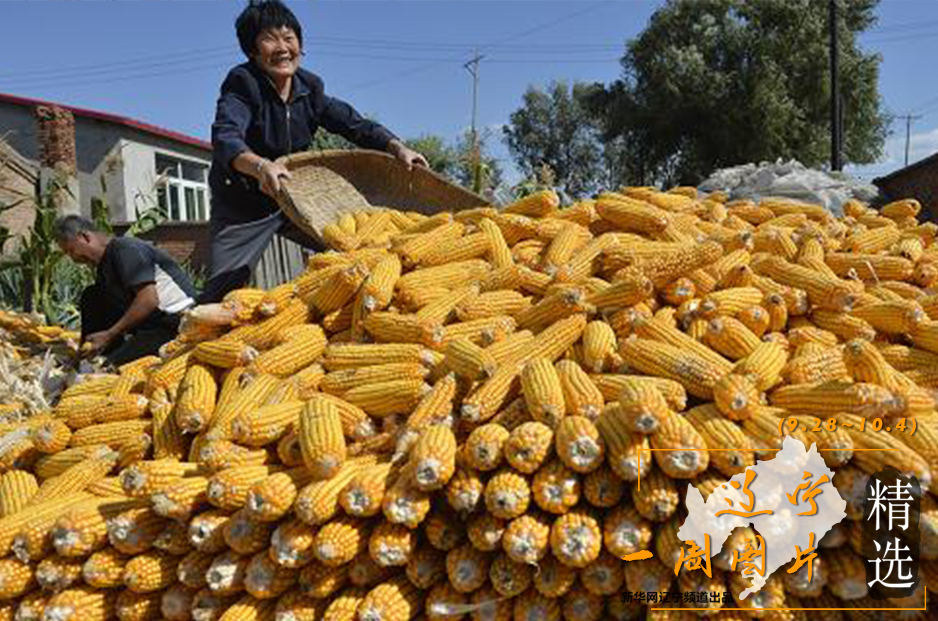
[0,101,211,224]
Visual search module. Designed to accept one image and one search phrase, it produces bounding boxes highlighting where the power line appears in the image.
[0,45,235,80]
[340,0,614,93]
[868,17,938,35]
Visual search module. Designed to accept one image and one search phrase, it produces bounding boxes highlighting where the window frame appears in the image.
[155,152,210,222]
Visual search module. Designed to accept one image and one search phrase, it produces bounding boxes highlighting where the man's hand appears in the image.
[83,331,114,355]
[258,159,292,198]
[388,140,429,171]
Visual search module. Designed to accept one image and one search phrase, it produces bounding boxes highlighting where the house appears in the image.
[0,93,306,287]
[873,153,938,221]
[0,92,212,226]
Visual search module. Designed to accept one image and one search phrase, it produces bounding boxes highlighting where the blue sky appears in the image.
[1,0,937,185]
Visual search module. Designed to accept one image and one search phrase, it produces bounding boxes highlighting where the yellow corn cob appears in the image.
[464,513,505,554]
[51,496,140,558]
[632,313,732,372]
[646,412,708,478]
[42,587,115,621]
[243,468,314,523]
[0,557,34,598]
[769,381,898,416]
[310,516,369,568]
[578,550,624,597]
[631,467,679,523]
[619,336,726,399]
[530,459,580,515]
[483,469,530,520]
[361,312,443,349]
[394,221,465,266]
[230,400,303,448]
[191,589,239,621]
[408,425,457,491]
[364,521,415,568]
[296,560,346,597]
[162,583,198,621]
[702,316,761,361]
[460,424,507,473]
[685,403,754,476]
[553,360,604,420]
[440,338,495,382]
[252,325,327,377]
[188,511,230,556]
[33,555,81,591]
[199,441,267,472]
[519,358,564,428]
[194,339,258,369]
[323,343,433,370]
[699,287,764,318]
[732,340,787,391]
[215,595,275,621]
[502,512,551,566]
[295,456,380,526]
[752,255,857,311]
[306,264,367,316]
[151,475,209,521]
[576,321,617,374]
[298,399,346,480]
[59,375,120,400]
[601,505,652,559]
[208,373,280,441]
[477,218,513,269]
[341,378,428,418]
[204,550,250,596]
[444,467,484,515]
[121,549,180,593]
[222,510,275,556]
[826,252,914,281]
[28,446,118,505]
[501,421,553,475]
[614,377,675,435]
[455,290,530,322]
[244,552,296,599]
[173,363,218,433]
[0,471,38,517]
[119,459,201,497]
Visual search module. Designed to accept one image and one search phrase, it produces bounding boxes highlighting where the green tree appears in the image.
[588,0,889,186]
[503,81,606,198]
[453,130,503,199]
[404,135,459,177]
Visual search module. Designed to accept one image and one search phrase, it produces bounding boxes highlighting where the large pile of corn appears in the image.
[1,188,937,621]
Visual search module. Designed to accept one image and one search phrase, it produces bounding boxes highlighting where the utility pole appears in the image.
[464,50,484,193]
[898,114,922,167]
[829,0,842,171]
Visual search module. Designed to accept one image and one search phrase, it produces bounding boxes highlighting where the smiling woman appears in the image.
[200,0,429,304]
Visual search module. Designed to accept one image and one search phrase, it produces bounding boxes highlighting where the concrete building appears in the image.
[874,153,938,221]
[0,93,306,287]
[0,92,212,227]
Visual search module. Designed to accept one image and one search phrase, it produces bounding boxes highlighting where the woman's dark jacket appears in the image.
[210,61,398,225]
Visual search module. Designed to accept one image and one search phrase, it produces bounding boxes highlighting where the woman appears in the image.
[201,0,427,303]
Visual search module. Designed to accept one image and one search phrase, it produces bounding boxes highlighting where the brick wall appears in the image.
[35,105,76,174]
[875,158,938,222]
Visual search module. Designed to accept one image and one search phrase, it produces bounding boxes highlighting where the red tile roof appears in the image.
[0,92,211,151]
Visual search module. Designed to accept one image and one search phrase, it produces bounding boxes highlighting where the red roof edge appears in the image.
[0,92,212,152]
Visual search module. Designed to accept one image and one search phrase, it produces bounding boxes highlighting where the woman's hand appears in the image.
[388,139,429,171]
[257,159,292,197]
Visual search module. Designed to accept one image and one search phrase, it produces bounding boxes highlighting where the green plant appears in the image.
[0,174,69,322]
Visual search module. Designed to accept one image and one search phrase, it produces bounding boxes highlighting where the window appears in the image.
[155,153,210,221]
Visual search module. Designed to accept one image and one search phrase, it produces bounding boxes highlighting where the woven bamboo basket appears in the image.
[275,149,489,243]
